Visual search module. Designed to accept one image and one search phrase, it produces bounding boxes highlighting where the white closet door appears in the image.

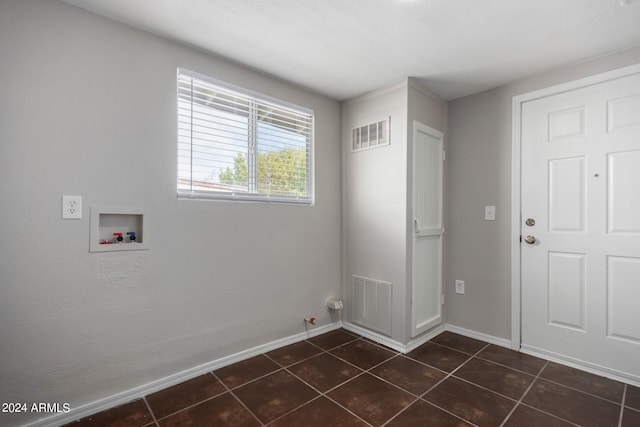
[412,121,444,338]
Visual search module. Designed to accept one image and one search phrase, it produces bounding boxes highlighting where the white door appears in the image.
[411,121,444,338]
[521,71,640,380]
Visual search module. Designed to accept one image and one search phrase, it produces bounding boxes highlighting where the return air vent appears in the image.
[352,117,390,152]
[352,275,392,336]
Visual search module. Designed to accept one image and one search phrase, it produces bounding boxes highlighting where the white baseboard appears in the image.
[342,322,406,352]
[343,322,507,354]
[404,325,447,353]
[521,345,640,388]
[342,321,447,354]
[444,324,512,349]
[24,322,343,427]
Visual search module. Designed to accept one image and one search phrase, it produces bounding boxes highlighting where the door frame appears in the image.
[510,63,640,351]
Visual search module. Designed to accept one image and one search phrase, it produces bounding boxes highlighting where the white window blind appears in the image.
[177,69,314,204]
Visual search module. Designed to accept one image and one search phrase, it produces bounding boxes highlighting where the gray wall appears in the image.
[444,46,640,340]
[0,1,341,425]
[342,83,408,342]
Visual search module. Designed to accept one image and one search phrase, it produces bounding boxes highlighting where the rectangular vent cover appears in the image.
[352,275,392,336]
[352,117,390,152]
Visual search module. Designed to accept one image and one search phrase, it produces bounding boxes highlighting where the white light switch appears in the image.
[484,205,496,221]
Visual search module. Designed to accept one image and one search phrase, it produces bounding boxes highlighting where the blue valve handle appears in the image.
[126,231,136,241]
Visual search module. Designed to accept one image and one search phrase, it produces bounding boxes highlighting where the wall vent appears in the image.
[351,117,390,152]
[352,275,392,336]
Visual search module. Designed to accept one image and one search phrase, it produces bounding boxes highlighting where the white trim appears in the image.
[24,323,342,427]
[511,63,640,352]
[342,322,407,352]
[342,79,408,105]
[521,345,640,388]
[445,324,512,349]
[343,322,510,353]
[342,321,446,353]
[404,324,447,353]
[511,92,523,351]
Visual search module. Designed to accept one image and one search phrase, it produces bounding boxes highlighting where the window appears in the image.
[177,68,314,204]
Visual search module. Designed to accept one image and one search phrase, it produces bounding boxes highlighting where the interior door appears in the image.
[411,121,444,338]
[521,71,640,380]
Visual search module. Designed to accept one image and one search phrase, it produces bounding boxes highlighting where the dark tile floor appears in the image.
[64,329,640,427]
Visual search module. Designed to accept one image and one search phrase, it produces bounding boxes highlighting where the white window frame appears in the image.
[177,68,314,205]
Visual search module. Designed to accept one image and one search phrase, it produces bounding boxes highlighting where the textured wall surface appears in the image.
[0,1,341,426]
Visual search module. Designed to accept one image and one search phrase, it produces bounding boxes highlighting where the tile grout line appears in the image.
[618,384,627,427]
[377,395,422,427]
[497,360,586,427]
[148,333,369,425]
[279,336,415,426]
[314,338,397,426]
[386,343,489,426]
[141,396,160,427]
[428,336,491,356]
[322,393,375,427]
[449,374,522,403]
[378,347,476,426]
[259,334,374,426]
[210,370,265,426]
[498,360,549,427]
[144,373,237,425]
[277,338,376,427]
[262,394,324,426]
[474,352,547,377]
[536,375,627,405]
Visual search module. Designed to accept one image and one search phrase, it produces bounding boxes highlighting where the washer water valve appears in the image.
[113,232,124,243]
[326,298,344,311]
[127,231,136,242]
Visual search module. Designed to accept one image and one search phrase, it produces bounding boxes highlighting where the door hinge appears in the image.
[443,150,446,161]
[441,294,445,305]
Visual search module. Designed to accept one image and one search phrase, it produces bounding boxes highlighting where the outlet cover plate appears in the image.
[484,205,496,221]
[455,280,465,295]
[62,195,82,219]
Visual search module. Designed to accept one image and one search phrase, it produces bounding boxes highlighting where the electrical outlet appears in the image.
[455,280,465,295]
[62,195,82,219]
[484,205,496,221]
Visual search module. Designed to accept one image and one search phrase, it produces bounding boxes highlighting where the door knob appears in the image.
[524,235,536,244]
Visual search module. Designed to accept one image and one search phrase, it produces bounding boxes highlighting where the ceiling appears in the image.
[61,0,640,101]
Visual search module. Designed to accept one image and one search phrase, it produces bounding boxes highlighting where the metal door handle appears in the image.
[524,235,536,244]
